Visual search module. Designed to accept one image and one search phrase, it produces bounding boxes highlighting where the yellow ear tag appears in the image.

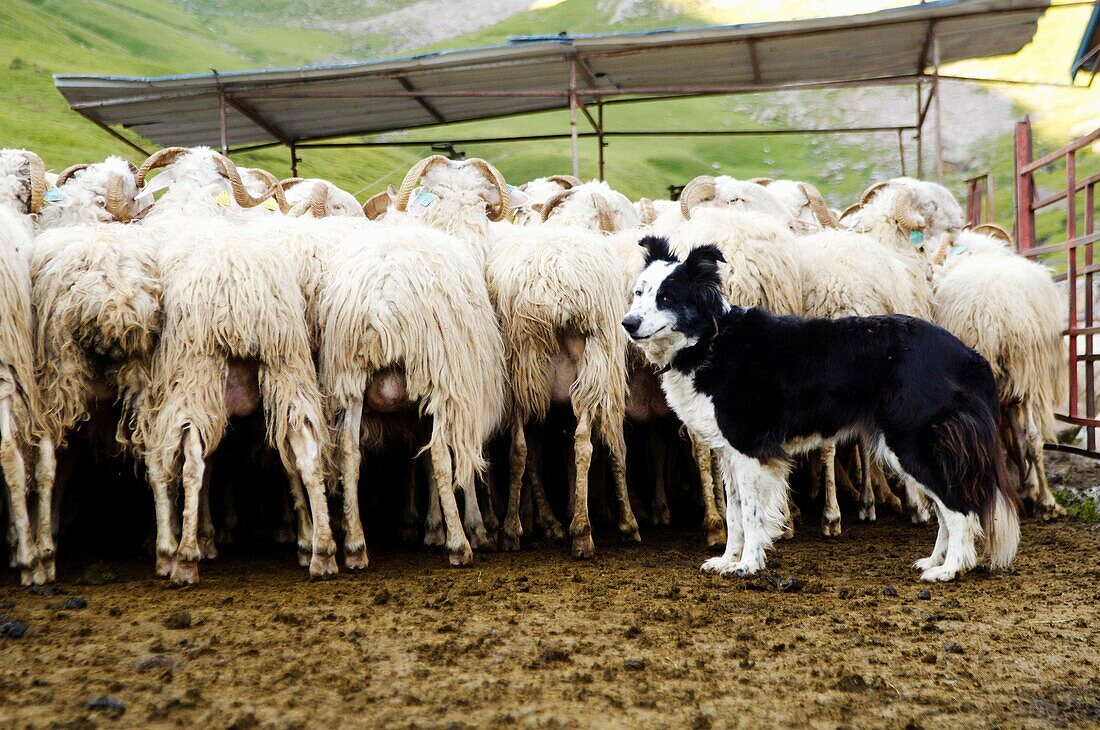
[215,190,232,207]
[261,197,278,212]
[300,208,315,219]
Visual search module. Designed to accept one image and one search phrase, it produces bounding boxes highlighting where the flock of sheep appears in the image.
[0,146,1064,587]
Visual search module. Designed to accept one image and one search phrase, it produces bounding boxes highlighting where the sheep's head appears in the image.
[394,155,513,222]
[515,174,582,223]
[44,156,142,225]
[679,175,796,229]
[750,178,837,232]
[0,149,47,216]
[540,181,639,233]
[280,178,365,219]
[135,146,281,210]
[852,178,964,240]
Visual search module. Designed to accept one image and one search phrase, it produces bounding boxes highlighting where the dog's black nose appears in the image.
[621,315,642,337]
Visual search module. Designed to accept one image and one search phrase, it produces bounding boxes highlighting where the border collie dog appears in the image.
[622,236,1020,582]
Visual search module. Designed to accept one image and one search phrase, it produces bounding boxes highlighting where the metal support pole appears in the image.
[932,30,944,182]
[218,91,229,156]
[569,57,580,179]
[897,129,906,176]
[290,143,298,177]
[915,81,923,179]
[597,99,605,181]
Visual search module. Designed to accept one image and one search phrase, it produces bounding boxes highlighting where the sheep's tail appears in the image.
[931,372,1021,570]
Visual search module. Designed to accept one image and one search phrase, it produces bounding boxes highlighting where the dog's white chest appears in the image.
[661,371,728,450]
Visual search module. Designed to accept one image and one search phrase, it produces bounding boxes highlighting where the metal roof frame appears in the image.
[54,0,1087,182]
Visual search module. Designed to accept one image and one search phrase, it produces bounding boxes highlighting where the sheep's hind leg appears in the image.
[423,453,446,547]
[34,437,58,582]
[606,423,641,544]
[648,430,670,525]
[289,422,338,578]
[692,431,725,548]
[820,445,842,537]
[198,463,218,561]
[1026,407,1063,520]
[0,398,41,586]
[856,443,876,523]
[170,427,205,585]
[287,467,313,567]
[338,399,368,569]
[870,459,904,514]
[432,440,472,566]
[400,457,420,542]
[569,409,595,559]
[461,481,492,552]
[500,420,526,552]
[527,431,564,540]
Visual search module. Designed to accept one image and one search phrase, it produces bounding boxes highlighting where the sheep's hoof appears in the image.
[215,528,234,545]
[619,519,642,544]
[344,546,369,570]
[400,525,420,543]
[499,529,522,552]
[448,543,474,567]
[571,534,595,560]
[910,511,931,525]
[780,523,795,541]
[19,565,44,587]
[650,504,671,526]
[477,530,499,553]
[155,554,176,578]
[170,560,199,586]
[273,525,295,545]
[705,522,727,550]
[1038,500,1066,521]
[858,504,876,523]
[297,548,311,568]
[39,556,56,583]
[541,519,565,542]
[821,517,842,538]
[467,526,492,551]
[199,537,219,561]
[423,523,446,548]
[309,553,338,578]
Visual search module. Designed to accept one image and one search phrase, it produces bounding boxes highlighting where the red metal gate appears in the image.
[1014,118,1100,457]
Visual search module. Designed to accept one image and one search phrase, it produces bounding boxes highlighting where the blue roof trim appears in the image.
[1072,4,1100,78]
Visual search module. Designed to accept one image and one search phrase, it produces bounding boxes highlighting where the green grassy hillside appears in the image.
[2,0,1095,235]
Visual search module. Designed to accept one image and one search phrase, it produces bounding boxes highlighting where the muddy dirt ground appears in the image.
[2,454,1098,729]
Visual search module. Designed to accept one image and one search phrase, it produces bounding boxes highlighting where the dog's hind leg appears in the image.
[820,445,842,537]
[918,493,979,583]
[701,452,744,576]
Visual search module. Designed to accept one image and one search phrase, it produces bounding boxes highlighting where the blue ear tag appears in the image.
[506,184,515,193]
[908,229,925,246]
[44,187,64,203]
[416,191,437,207]
[949,244,968,256]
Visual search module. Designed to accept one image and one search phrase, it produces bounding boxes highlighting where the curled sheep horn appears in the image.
[971,223,1013,245]
[798,182,839,229]
[679,175,717,220]
[55,163,90,188]
[212,153,281,209]
[592,193,615,233]
[637,197,657,226]
[463,157,510,222]
[547,174,582,189]
[362,189,393,220]
[859,181,890,207]
[838,202,862,222]
[748,177,775,186]
[135,146,190,188]
[540,188,576,222]
[891,186,923,232]
[929,230,957,267]
[243,167,289,213]
[306,183,330,218]
[21,150,47,214]
[394,155,452,213]
[105,173,133,223]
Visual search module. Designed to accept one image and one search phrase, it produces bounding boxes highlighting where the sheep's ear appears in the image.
[682,244,725,283]
[639,235,676,265]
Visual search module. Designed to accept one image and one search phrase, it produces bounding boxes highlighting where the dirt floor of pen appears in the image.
[2,457,1099,729]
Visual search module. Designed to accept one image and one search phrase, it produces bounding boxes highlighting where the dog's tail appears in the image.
[932,384,1022,570]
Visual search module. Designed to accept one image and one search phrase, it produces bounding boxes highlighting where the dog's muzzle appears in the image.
[621,314,643,339]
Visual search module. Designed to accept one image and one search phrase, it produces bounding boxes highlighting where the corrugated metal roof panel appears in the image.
[53,0,1049,151]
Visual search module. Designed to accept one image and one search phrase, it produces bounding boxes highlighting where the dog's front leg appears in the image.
[731,454,791,576]
[700,451,743,576]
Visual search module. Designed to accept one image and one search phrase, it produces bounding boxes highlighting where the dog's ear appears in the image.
[682,244,725,280]
[638,235,676,265]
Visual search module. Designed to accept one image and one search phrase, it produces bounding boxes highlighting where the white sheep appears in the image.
[513,174,581,224]
[28,156,160,582]
[392,158,641,557]
[928,224,1065,518]
[133,146,337,584]
[0,149,48,585]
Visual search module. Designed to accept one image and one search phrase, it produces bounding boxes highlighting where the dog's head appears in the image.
[621,236,727,366]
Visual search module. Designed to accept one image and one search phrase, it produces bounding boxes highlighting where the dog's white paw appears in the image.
[920,565,958,582]
[913,554,945,572]
[729,559,765,577]
[701,556,736,574]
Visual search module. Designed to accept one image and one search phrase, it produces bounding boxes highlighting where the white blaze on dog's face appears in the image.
[622,237,728,368]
